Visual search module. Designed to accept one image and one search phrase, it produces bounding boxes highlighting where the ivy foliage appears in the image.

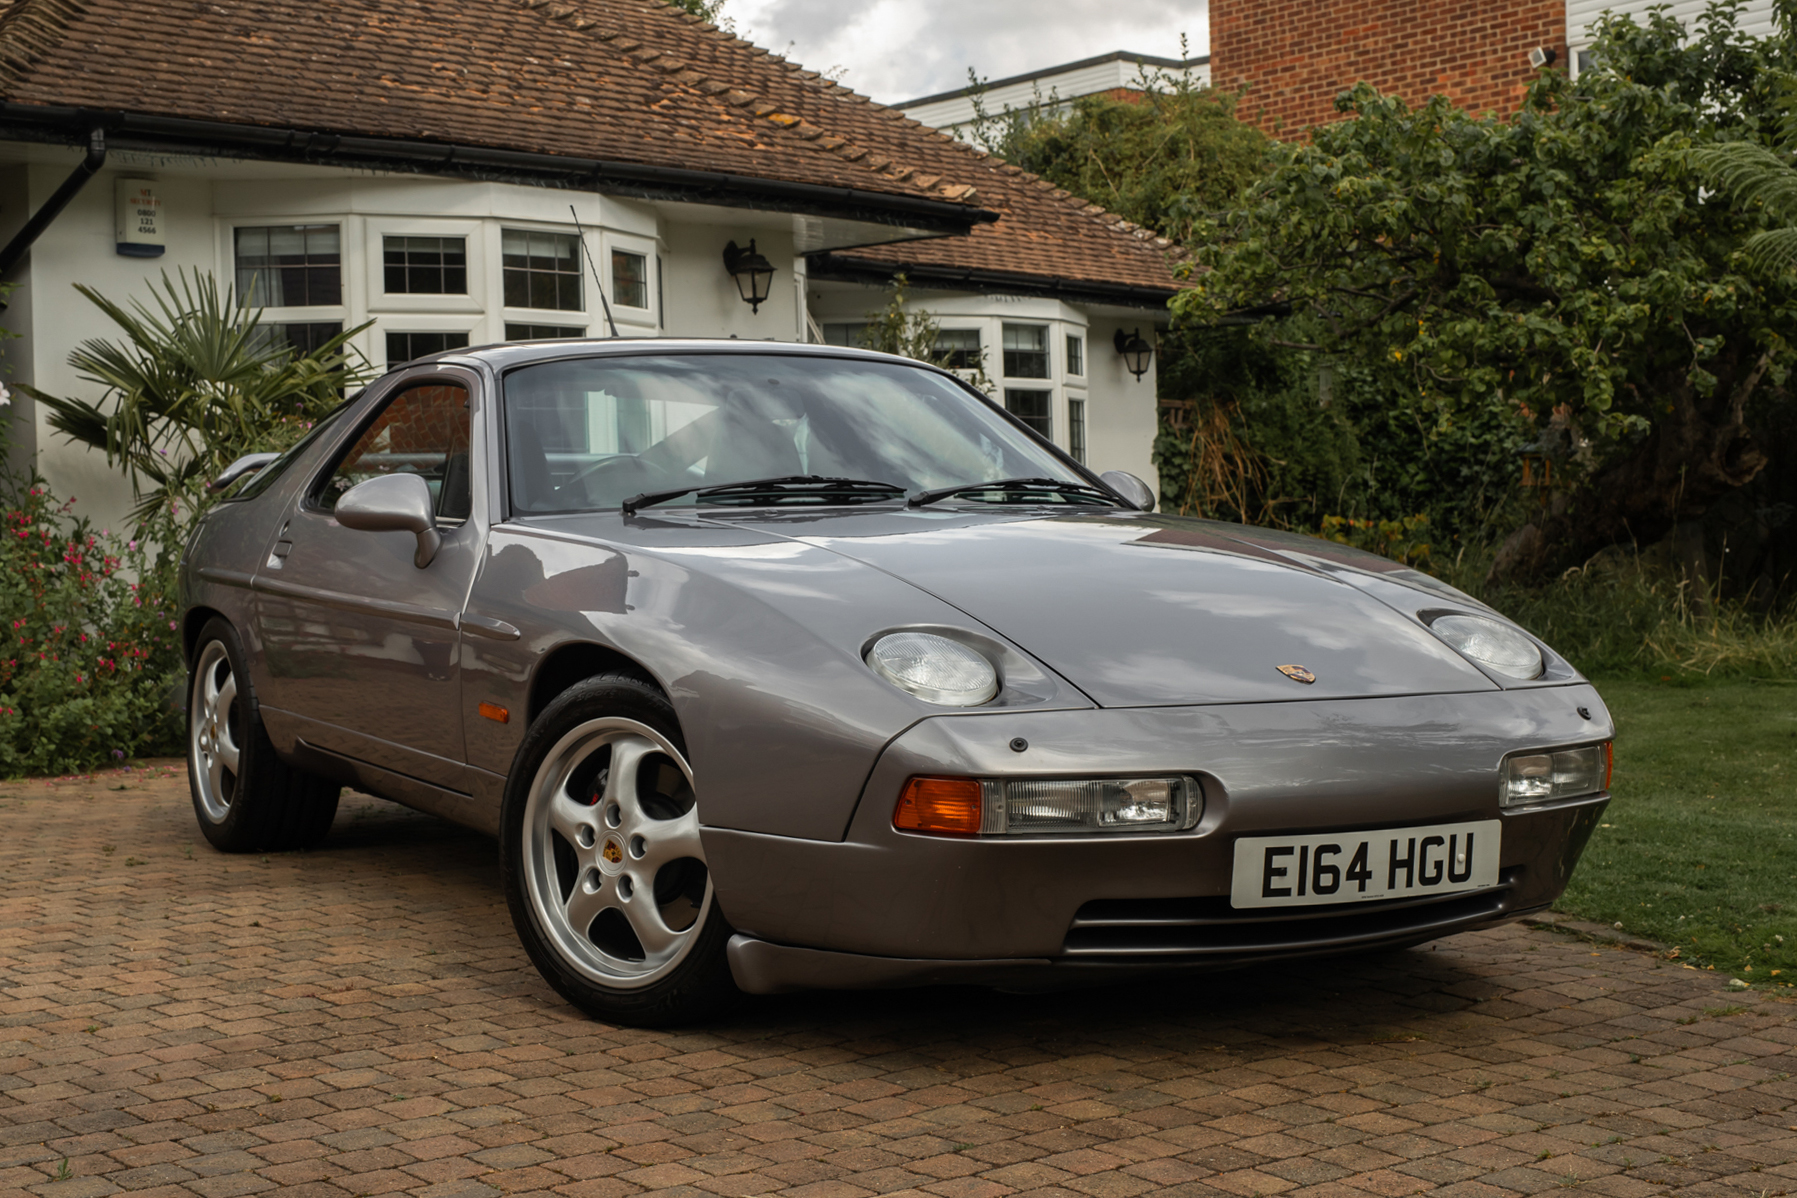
[1175,2,1797,574]
[663,0,727,21]
[1152,322,1527,546]
[974,67,1273,247]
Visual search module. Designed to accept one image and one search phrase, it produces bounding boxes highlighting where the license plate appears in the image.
[1230,820,1501,909]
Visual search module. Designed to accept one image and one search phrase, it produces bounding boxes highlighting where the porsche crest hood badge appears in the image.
[1276,664,1317,684]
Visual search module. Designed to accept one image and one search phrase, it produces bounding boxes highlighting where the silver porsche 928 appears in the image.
[180,340,1612,1026]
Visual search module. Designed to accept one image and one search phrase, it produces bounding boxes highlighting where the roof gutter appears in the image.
[806,251,1181,312]
[0,126,104,282]
[0,104,999,234]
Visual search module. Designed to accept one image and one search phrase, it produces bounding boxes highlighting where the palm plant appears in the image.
[1692,3,1797,278]
[24,269,371,528]
[1692,137,1797,277]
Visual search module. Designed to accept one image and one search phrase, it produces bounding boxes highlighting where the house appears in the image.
[1209,0,1780,136]
[0,0,1182,526]
[896,50,1211,147]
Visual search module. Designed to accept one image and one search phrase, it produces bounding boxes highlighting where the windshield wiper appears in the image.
[622,475,907,517]
[906,476,1120,509]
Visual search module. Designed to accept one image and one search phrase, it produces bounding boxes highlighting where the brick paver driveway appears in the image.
[2,767,1793,1198]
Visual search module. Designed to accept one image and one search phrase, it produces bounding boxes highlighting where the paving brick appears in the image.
[1,771,1793,1198]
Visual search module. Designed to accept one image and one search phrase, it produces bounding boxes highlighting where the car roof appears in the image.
[390,338,927,376]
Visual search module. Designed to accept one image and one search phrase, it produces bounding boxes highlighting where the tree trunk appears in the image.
[1488,354,1772,584]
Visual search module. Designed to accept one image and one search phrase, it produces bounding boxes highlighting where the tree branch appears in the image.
[1728,350,1773,422]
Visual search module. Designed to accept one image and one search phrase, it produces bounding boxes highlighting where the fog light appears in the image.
[892,775,1202,837]
[1003,777,1198,834]
[1502,743,1610,807]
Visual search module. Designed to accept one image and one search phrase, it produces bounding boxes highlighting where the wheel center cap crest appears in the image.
[600,838,625,869]
[1276,664,1317,684]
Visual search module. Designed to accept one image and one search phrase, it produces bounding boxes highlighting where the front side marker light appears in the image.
[867,631,999,706]
[1502,742,1611,807]
[894,776,986,836]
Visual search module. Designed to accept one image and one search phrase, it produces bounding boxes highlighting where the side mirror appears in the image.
[1099,470,1156,512]
[210,451,280,492]
[335,473,442,568]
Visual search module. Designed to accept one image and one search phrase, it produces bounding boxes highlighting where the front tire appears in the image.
[500,673,738,1026]
[188,617,340,852]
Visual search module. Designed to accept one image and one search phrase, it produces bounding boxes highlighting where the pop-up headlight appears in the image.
[1429,613,1544,679]
[866,632,999,707]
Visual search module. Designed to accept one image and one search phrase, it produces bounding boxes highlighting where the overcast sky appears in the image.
[725,0,1210,105]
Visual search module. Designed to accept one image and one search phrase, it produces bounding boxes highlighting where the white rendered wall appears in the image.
[658,222,801,343]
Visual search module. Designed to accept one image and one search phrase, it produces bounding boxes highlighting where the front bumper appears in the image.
[705,686,1612,993]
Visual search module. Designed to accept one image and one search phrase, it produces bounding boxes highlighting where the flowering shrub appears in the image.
[0,478,183,776]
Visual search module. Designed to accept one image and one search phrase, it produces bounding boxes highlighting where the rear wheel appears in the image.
[501,674,737,1026]
[188,617,340,852]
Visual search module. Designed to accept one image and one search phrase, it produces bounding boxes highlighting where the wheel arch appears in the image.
[528,641,666,725]
[183,606,228,667]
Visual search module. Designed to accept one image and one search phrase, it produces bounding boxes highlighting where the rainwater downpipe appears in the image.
[0,128,107,298]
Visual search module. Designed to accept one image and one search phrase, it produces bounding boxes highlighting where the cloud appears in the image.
[727,0,1208,104]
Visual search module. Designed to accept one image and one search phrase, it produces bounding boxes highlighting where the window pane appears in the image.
[319,382,472,521]
[935,328,982,370]
[235,224,341,307]
[1068,397,1086,464]
[502,229,582,312]
[386,331,471,366]
[611,250,648,309]
[1002,324,1049,378]
[505,323,587,341]
[1066,334,1084,377]
[383,235,467,295]
[253,321,344,357]
[1005,388,1052,438]
[822,323,866,347]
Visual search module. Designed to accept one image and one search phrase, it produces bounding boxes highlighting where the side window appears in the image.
[318,382,473,522]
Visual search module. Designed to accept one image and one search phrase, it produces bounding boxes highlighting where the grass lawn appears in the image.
[1554,676,1797,989]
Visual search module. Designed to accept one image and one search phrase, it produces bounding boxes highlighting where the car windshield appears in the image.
[502,352,1085,515]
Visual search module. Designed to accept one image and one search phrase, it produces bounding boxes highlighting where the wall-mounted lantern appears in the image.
[723,239,775,313]
[115,177,164,258]
[1114,327,1153,381]
[1517,424,1569,497]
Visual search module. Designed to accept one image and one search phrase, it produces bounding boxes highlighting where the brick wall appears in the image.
[1211,0,1566,138]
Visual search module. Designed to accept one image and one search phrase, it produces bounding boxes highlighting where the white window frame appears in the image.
[365,217,485,315]
[498,220,593,332]
[220,217,349,330]
[603,237,655,316]
[374,314,485,371]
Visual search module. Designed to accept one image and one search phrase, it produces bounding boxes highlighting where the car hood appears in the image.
[773,510,1497,707]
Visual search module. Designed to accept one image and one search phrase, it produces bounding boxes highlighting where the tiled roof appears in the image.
[0,0,1182,304]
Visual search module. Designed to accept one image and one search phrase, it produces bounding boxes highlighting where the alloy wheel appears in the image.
[190,641,241,823]
[521,717,712,989]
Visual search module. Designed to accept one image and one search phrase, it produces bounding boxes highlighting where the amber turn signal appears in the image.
[893,776,983,836]
[478,702,510,724]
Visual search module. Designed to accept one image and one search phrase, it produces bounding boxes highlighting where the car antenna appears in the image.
[569,203,622,338]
